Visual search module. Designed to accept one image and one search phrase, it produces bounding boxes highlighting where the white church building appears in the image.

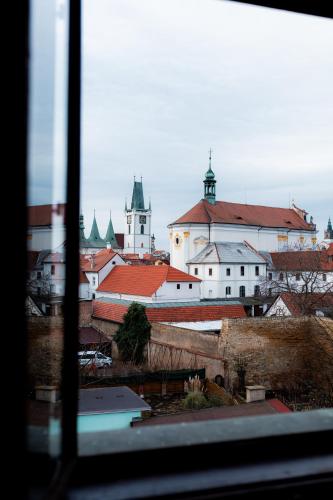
[168,155,317,299]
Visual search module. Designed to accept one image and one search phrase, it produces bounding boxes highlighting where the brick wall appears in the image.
[79,300,93,326]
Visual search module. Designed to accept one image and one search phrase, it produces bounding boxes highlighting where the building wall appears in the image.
[27,225,65,251]
[124,209,152,257]
[169,224,317,272]
[78,411,141,433]
[188,262,266,299]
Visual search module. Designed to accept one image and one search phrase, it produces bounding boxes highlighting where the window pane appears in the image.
[26,0,69,468]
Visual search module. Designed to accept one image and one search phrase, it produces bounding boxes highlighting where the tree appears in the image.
[114,302,151,365]
[260,250,333,315]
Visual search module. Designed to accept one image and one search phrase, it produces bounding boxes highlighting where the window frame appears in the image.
[17,1,333,497]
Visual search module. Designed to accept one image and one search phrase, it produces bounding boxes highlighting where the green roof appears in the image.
[131,181,145,210]
[88,215,104,243]
[105,214,120,249]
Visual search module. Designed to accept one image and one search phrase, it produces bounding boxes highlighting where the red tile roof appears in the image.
[172,199,314,231]
[270,250,333,272]
[28,203,66,226]
[79,327,109,344]
[79,271,89,284]
[97,265,201,297]
[277,292,333,316]
[93,300,246,323]
[81,248,118,272]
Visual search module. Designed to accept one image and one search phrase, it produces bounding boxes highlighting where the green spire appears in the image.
[328,217,332,232]
[203,149,216,205]
[131,177,145,210]
[79,213,86,241]
[88,210,103,242]
[105,211,119,248]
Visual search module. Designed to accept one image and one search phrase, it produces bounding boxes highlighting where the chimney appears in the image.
[90,253,95,269]
[106,242,111,249]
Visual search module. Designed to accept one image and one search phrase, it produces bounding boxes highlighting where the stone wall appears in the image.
[79,300,93,326]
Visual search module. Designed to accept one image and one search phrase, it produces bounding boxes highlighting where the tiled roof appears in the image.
[81,249,118,272]
[93,300,246,323]
[43,252,65,263]
[79,271,89,284]
[97,265,201,297]
[278,292,333,316]
[269,250,333,272]
[171,199,314,231]
[188,242,266,265]
[28,203,66,226]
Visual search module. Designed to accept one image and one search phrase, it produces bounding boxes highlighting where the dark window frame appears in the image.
[15,1,333,497]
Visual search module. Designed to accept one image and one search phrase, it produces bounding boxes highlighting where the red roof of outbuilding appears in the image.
[92,300,246,323]
[270,250,333,272]
[81,248,118,272]
[172,199,314,231]
[277,292,333,317]
[97,265,201,297]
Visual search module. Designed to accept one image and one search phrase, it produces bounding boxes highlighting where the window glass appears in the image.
[27,0,69,467]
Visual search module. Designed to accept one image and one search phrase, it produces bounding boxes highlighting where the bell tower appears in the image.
[203,149,216,205]
[124,177,152,257]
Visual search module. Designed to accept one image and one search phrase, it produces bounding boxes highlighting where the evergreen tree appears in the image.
[114,302,151,364]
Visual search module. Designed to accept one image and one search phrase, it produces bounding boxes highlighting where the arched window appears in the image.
[239,286,246,297]
[141,243,143,248]
[226,286,231,296]
[254,285,260,296]
[141,225,144,234]
[128,225,131,234]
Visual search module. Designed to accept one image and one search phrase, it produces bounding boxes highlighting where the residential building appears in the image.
[187,241,266,299]
[265,292,333,318]
[27,203,66,251]
[80,248,126,298]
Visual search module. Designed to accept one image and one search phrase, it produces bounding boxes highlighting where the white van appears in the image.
[78,351,113,369]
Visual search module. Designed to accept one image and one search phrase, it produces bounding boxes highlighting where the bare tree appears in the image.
[260,251,333,315]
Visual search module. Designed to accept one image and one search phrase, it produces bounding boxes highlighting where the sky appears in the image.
[29,0,333,250]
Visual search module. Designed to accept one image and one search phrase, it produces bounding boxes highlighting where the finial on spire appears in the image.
[94,208,96,218]
[209,148,212,169]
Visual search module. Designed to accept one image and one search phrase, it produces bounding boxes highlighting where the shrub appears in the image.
[182,391,209,410]
[206,394,224,407]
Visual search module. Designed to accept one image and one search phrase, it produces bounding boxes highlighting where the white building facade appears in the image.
[124,179,152,257]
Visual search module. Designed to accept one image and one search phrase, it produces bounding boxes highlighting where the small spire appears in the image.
[149,196,151,210]
[209,148,212,169]
[125,198,128,212]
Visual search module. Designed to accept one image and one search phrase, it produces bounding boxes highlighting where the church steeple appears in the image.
[203,149,216,205]
[131,177,145,210]
[105,211,119,248]
[325,216,333,240]
[88,210,103,242]
[79,213,86,241]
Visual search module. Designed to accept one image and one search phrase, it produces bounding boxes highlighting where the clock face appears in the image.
[127,215,132,224]
[139,215,146,224]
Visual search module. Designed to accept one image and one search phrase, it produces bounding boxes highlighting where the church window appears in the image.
[139,215,146,224]
[255,266,259,276]
[226,286,231,296]
[208,268,213,276]
[141,243,144,248]
[175,237,179,245]
[226,268,230,276]
[141,225,144,234]
[240,266,244,276]
[239,286,246,297]
[127,215,132,224]
[177,284,180,290]
[128,225,131,234]
[194,268,198,275]
[189,284,192,289]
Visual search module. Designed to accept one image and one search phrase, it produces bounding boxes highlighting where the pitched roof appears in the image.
[97,265,201,297]
[269,250,333,272]
[79,271,90,284]
[171,199,314,231]
[275,292,333,317]
[79,327,109,344]
[80,248,118,272]
[27,251,40,271]
[131,180,145,210]
[93,300,246,323]
[188,242,266,265]
[28,203,66,226]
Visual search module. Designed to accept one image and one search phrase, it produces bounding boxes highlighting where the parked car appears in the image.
[78,351,112,368]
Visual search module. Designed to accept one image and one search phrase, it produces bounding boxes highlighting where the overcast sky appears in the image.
[29,0,333,250]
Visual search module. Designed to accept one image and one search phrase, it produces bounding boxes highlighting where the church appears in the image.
[80,177,153,258]
[168,155,318,299]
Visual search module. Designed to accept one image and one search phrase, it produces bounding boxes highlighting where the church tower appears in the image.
[324,217,333,241]
[203,149,216,205]
[124,178,152,257]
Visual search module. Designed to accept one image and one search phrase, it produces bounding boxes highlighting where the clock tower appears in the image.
[124,177,152,257]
